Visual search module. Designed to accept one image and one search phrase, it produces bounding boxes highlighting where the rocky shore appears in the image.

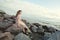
[0,10,60,40]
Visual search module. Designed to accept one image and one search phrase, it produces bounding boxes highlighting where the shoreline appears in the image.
[0,10,60,40]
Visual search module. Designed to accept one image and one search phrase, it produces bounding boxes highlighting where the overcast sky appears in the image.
[0,0,60,19]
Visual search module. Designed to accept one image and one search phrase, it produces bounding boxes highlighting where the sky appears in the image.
[0,0,60,20]
[1,0,60,30]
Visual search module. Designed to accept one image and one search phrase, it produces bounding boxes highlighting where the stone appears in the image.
[0,31,5,38]
[4,14,12,18]
[6,18,15,23]
[0,10,6,14]
[14,33,31,40]
[30,33,43,40]
[6,23,31,35]
[22,19,27,24]
[42,25,49,32]
[26,23,31,28]
[32,23,41,27]
[44,32,52,40]
[0,10,6,22]
[0,17,4,22]
[22,19,31,28]
[5,24,21,35]
[0,21,13,31]
[3,14,16,23]
[0,32,14,40]
[30,25,38,33]
[37,26,44,33]
[48,31,60,40]
[48,27,57,33]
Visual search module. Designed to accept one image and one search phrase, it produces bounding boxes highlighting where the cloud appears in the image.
[0,0,60,19]
[0,0,48,15]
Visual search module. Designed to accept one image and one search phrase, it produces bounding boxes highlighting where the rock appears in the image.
[22,19,27,24]
[0,10,6,22]
[6,23,31,35]
[0,31,5,38]
[32,23,41,27]
[0,10,6,14]
[3,14,16,23]
[37,26,44,33]
[5,24,22,35]
[48,31,60,40]
[42,25,49,32]
[0,17,4,22]
[0,32,14,40]
[22,19,31,28]
[44,32,52,40]
[48,27,57,33]
[4,14,12,18]
[26,23,31,28]
[30,25,38,33]
[14,33,31,40]
[42,25,57,33]
[0,21,13,31]
[30,33,43,40]
[5,18,15,23]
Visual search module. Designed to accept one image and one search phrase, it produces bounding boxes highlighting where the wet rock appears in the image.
[0,10,6,18]
[32,23,41,27]
[30,33,43,40]
[0,32,14,40]
[0,10,6,14]
[48,31,60,40]
[42,25,49,32]
[0,10,6,21]
[4,14,12,18]
[0,21,13,31]
[5,18,15,23]
[0,31,4,38]
[30,25,38,33]
[5,24,21,35]
[30,25,44,40]
[22,19,27,24]
[37,26,44,33]
[44,32,52,40]
[3,14,16,23]
[0,16,4,22]
[26,23,31,28]
[22,19,31,28]
[14,33,31,40]
[48,27,57,33]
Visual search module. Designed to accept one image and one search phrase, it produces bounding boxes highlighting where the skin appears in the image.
[16,10,31,33]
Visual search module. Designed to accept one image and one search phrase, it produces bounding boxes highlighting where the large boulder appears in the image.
[30,25,38,33]
[0,10,6,14]
[22,19,31,28]
[32,23,41,27]
[0,10,15,31]
[0,10,6,22]
[48,31,60,40]
[37,26,44,33]
[42,25,49,32]
[5,24,22,35]
[14,33,31,40]
[42,25,57,33]
[48,27,57,33]
[44,32,52,40]
[30,24,44,40]
[0,32,14,40]
[30,33,43,40]
[5,24,31,35]
[0,21,13,31]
